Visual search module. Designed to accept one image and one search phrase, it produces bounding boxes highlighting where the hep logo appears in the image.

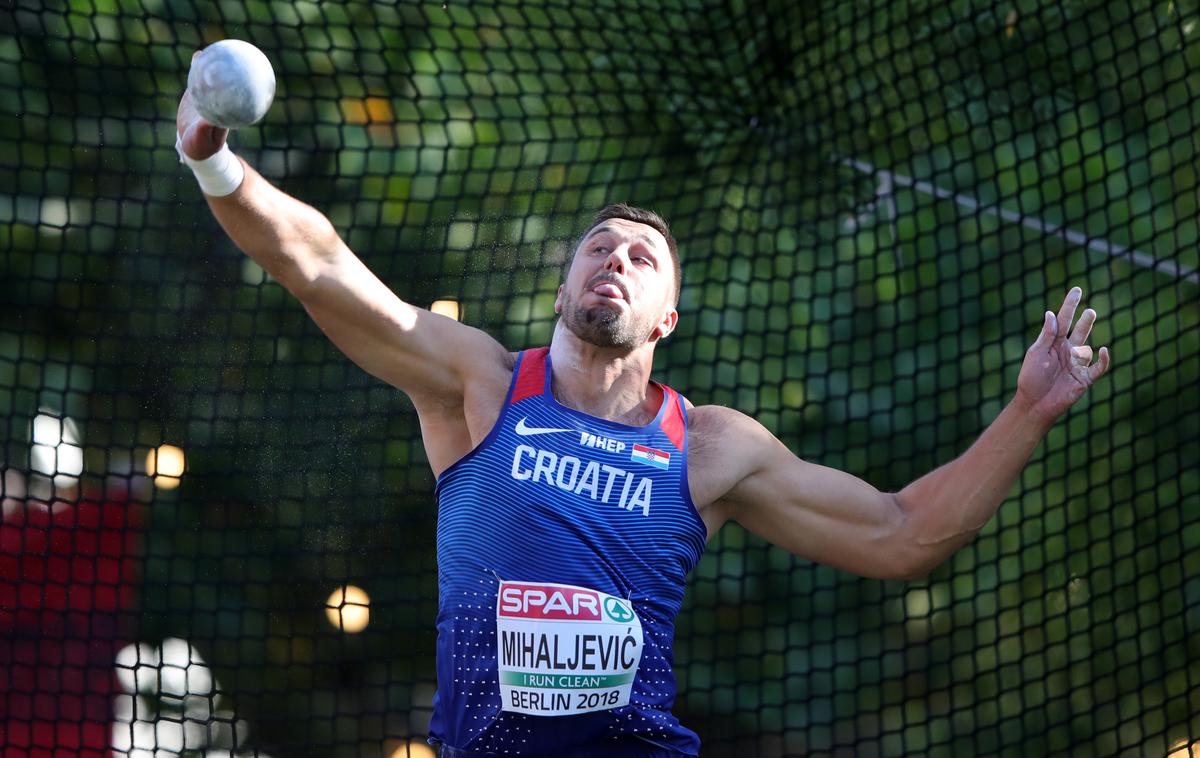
[604,597,634,623]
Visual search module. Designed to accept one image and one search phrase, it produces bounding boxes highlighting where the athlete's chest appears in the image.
[492,407,735,540]
[491,409,682,517]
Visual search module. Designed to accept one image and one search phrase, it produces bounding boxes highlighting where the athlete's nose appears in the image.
[602,246,628,276]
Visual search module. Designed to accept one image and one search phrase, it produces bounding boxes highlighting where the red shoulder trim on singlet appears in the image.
[509,347,550,405]
[660,386,686,452]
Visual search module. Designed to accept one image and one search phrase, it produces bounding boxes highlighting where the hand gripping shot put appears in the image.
[175,39,1111,758]
[177,40,275,197]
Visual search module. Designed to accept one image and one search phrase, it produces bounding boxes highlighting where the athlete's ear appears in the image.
[652,308,678,341]
[554,284,564,314]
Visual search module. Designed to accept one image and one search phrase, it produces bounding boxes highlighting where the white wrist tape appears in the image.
[176,134,245,197]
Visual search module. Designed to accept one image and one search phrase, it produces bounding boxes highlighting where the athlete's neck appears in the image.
[548,322,661,425]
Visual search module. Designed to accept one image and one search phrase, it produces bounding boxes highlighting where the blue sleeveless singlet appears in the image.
[428,347,707,756]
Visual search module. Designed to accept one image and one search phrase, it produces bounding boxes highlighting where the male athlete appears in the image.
[176,77,1110,756]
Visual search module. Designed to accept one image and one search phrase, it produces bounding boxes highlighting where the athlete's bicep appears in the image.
[719,413,917,579]
[299,245,508,399]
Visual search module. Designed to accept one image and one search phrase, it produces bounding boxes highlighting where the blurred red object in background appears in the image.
[1,478,144,757]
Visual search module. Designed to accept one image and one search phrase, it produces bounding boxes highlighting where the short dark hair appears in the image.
[574,203,681,306]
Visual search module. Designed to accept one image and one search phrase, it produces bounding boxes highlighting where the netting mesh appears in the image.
[2,0,1198,755]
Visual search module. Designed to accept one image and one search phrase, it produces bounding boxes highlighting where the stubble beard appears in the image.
[561,292,657,351]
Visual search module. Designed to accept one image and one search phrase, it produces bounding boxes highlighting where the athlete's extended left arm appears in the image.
[725,286,1110,579]
[888,286,1110,574]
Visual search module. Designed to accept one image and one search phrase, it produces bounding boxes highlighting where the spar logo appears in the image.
[603,597,634,623]
[498,583,603,621]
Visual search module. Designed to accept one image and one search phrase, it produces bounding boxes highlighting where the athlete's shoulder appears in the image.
[687,403,755,429]
[680,405,775,515]
[687,404,788,469]
[685,404,773,455]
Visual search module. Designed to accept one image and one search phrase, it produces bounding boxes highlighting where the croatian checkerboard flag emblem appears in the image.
[630,443,670,470]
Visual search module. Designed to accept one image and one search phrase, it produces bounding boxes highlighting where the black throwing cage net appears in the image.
[1,1,1198,756]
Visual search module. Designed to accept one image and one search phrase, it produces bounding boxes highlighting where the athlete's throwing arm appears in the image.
[177,87,514,477]
[178,76,1110,754]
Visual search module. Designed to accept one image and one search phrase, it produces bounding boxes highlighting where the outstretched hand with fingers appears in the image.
[1017,286,1111,423]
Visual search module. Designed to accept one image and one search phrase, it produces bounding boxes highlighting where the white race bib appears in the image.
[496,580,643,716]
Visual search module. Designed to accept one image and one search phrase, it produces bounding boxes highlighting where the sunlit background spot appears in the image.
[430,299,460,321]
[146,444,186,490]
[326,584,371,633]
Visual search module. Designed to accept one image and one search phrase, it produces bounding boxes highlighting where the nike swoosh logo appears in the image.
[515,417,574,436]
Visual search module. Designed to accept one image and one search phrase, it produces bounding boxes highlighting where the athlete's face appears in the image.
[555,219,678,350]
